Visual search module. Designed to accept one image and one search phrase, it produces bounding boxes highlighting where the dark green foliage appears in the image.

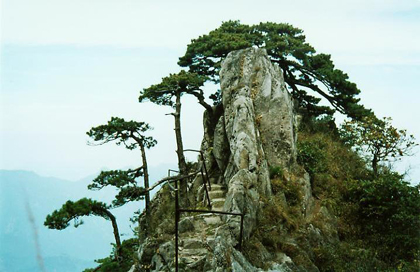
[272,178,302,207]
[87,117,155,227]
[185,160,199,173]
[269,166,283,179]
[313,242,388,272]
[44,198,111,229]
[88,169,146,207]
[298,118,368,182]
[87,117,156,150]
[297,139,328,177]
[113,186,146,207]
[88,169,142,190]
[179,20,371,119]
[139,70,208,110]
[348,173,420,264]
[299,114,339,136]
[296,118,420,268]
[83,238,139,272]
[45,198,123,265]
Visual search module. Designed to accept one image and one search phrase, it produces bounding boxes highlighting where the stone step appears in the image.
[209,184,225,191]
[179,256,201,266]
[209,190,225,199]
[179,248,208,257]
[211,198,226,208]
[202,215,222,226]
[212,206,224,212]
[186,256,206,270]
[194,212,221,218]
[209,177,218,184]
[181,238,204,249]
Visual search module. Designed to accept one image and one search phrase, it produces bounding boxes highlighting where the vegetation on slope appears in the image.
[243,116,420,271]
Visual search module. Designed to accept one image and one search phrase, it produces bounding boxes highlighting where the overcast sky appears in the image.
[1,0,419,184]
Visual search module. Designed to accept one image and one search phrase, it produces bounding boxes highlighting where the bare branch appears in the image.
[145,170,200,193]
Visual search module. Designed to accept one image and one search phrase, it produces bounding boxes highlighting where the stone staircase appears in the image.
[177,182,228,270]
[208,184,226,211]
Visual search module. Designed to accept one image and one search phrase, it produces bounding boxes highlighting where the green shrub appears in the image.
[297,139,328,177]
[271,178,302,207]
[297,132,367,181]
[313,243,388,272]
[348,172,420,265]
[269,166,284,179]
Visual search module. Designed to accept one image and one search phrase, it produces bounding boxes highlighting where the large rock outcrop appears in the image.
[134,48,305,271]
[214,47,298,241]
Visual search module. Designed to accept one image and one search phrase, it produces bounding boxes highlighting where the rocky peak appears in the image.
[220,47,297,171]
[135,48,304,271]
[211,47,298,240]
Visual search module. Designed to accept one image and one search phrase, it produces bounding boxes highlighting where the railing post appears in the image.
[199,151,211,191]
[238,214,244,251]
[166,161,245,270]
[200,166,212,209]
[175,182,179,272]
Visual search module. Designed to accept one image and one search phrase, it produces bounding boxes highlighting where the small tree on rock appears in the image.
[44,198,122,259]
[87,117,156,235]
[139,70,206,205]
[340,116,417,176]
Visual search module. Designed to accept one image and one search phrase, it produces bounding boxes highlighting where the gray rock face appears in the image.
[200,47,298,270]
[212,116,230,173]
[220,48,297,171]
[218,48,297,237]
[134,48,300,271]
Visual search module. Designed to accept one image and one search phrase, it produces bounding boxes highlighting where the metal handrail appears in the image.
[174,186,245,272]
[183,149,212,208]
[165,150,245,272]
[178,208,244,251]
[184,149,212,191]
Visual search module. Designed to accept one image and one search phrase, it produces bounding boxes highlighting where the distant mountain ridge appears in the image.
[0,166,171,271]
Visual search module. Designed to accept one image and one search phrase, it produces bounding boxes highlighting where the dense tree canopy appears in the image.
[178,20,372,119]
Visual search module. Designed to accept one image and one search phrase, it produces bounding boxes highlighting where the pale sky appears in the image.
[1,0,419,184]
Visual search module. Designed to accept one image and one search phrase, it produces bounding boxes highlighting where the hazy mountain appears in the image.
[0,165,172,271]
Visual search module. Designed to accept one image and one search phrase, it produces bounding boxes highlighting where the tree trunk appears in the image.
[372,155,379,177]
[174,92,188,206]
[103,209,122,260]
[139,143,151,237]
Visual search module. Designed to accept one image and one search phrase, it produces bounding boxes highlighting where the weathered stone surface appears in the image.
[298,172,314,217]
[217,48,298,242]
[151,241,174,271]
[179,217,195,233]
[213,115,230,172]
[220,47,297,170]
[134,48,302,271]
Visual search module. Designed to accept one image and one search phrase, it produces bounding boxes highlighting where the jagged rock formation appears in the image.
[215,48,298,240]
[133,48,334,271]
